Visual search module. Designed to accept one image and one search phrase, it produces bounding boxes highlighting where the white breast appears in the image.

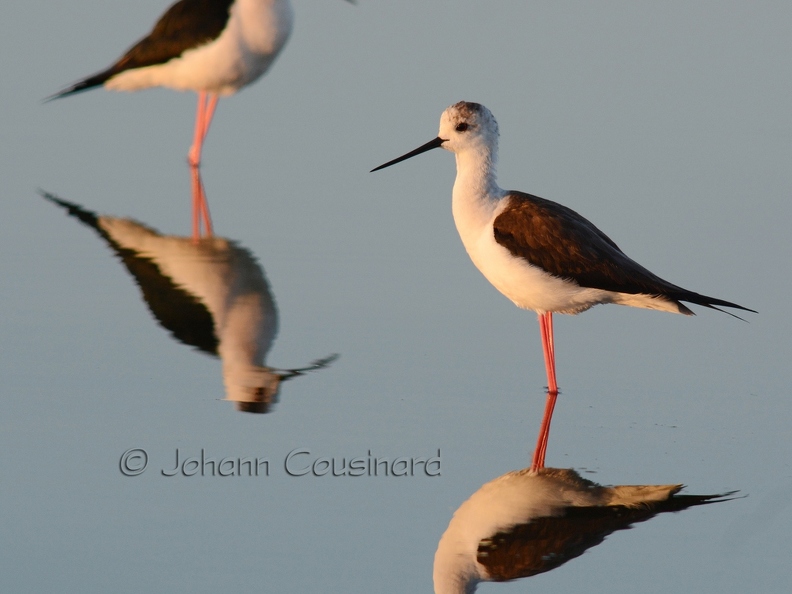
[452,185,613,315]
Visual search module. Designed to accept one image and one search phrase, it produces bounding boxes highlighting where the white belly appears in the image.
[464,224,614,314]
[450,181,615,315]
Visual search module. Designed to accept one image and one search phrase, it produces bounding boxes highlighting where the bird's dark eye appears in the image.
[455,123,469,132]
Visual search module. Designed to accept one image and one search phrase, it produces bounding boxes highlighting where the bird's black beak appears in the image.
[370,137,446,172]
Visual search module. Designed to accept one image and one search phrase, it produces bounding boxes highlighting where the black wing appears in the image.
[492,191,754,314]
[49,0,234,99]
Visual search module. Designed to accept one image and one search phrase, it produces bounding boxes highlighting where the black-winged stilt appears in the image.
[49,0,352,167]
[372,102,754,470]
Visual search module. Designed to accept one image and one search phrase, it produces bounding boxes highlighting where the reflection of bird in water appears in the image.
[43,192,336,412]
[372,102,754,471]
[433,467,735,594]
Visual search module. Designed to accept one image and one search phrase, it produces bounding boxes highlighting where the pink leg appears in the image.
[188,92,219,168]
[190,166,213,240]
[539,311,557,394]
[530,312,559,472]
[188,92,207,169]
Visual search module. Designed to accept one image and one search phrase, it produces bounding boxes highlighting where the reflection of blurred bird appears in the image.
[372,102,754,470]
[43,193,336,412]
[48,0,351,167]
[433,467,735,594]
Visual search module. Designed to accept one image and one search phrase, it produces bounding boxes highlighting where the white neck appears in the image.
[450,144,506,254]
[452,141,501,198]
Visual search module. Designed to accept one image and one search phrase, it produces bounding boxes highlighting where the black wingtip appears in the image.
[44,69,113,103]
[43,85,89,103]
[688,296,757,322]
[38,190,100,228]
[675,290,756,321]
[714,301,757,315]
[277,353,340,382]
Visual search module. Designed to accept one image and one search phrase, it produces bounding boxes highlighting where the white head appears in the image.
[437,101,499,157]
[371,101,500,171]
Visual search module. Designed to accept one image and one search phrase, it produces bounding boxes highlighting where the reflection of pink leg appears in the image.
[531,389,558,472]
[191,173,200,240]
[188,92,219,168]
[530,312,559,472]
[190,167,213,240]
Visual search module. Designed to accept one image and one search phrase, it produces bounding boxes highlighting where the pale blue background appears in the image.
[2,1,790,592]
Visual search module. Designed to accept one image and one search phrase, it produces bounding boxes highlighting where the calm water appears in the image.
[2,2,791,592]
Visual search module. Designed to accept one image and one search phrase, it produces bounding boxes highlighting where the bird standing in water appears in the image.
[49,0,299,168]
[49,0,352,238]
[372,101,753,471]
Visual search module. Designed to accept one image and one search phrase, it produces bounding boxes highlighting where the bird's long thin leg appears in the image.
[201,94,218,141]
[188,92,207,168]
[188,92,219,168]
[188,93,216,237]
[531,312,559,472]
[540,311,557,394]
